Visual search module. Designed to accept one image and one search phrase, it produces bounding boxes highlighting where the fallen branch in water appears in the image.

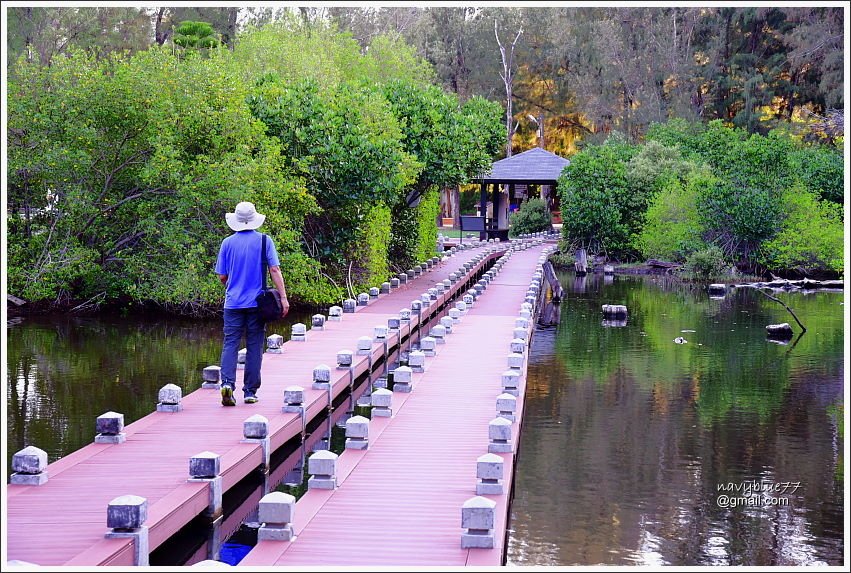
[756,288,807,333]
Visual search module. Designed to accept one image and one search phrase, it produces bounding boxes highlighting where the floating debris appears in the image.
[681,329,696,333]
[674,337,687,344]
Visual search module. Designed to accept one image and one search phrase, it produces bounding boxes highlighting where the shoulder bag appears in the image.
[255,234,283,323]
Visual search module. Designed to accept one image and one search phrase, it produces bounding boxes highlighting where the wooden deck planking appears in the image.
[5,242,501,565]
[240,244,543,567]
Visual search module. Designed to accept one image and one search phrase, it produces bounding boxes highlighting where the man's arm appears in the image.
[269,266,290,316]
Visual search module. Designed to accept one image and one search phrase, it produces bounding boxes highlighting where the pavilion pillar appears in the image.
[479,182,488,241]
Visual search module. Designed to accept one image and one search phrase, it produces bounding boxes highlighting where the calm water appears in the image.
[507,273,845,566]
[5,275,846,566]
[5,309,313,474]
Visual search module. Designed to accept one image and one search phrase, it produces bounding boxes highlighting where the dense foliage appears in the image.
[7,20,503,313]
[558,120,843,276]
[508,198,552,237]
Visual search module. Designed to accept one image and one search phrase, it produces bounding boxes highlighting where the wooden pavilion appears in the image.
[466,147,570,241]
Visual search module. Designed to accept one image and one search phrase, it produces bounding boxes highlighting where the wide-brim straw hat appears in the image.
[225,201,266,231]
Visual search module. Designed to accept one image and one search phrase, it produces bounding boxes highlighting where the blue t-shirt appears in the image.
[215,230,280,309]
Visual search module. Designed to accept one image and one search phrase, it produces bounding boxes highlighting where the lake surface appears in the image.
[506,272,845,566]
[5,273,846,566]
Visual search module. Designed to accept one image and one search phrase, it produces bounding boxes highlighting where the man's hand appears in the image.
[281,297,290,317]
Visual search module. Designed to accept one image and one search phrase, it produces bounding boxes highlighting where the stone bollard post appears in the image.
[496,393,517,422]
[312,314,326,331]
[356,336,373,356]
[440,316,454,334]
[106,495,149,566]
[307,450,338,490]
[409,267,419,278]
[390,277,400,289]
[242,414,271,469]
[312,365,331,390]
[519,309,532,321]
[336,350,353,370]
[283,386,305,413]
[387,317,401,331]
[345,415,369,450]
[371,388,393,417]
[449,308,462,324]
[399,308,412,323]
[442,279,451,289]
[266,334,284,353]
[343,299,357,313]
[476,453,504,495]
[189,451,223,517]
[393,365,414,393]
[515,317,529,329]
[357,293,369,306]
[421,293,432,305]
[10,446,49,485]
[258,491,296,541]
[420,336,437,357]
[430,325,447,344]
[328,306,343,321]
[463,294,474,309]
[408,350,426,373]
[411,300,423,315]
[95,411,126,444]
[455,301,467,315]
[461,496,496,549]
[429,287,439,299]
[507,352,524,370]
[399,272,409,284]
[380,282,391,294]
[373,325,388,342]
[157,384,183,413]
[202,365,221,389]
[488,417,513,453]
[291,323,307,342]
[369,287,380,299]
[510,338,526,355]
[512,327,528,341]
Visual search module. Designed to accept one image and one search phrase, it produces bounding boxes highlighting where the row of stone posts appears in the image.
[461,240,556,550]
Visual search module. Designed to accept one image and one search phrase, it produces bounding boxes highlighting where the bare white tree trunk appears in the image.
[495,20,522,157]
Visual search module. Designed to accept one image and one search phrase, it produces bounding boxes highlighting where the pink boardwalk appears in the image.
[241,243,547,567]
[5,240,514,567]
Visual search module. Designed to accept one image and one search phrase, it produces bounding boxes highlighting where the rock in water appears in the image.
[674,337,687,344]
[766,323,794,339]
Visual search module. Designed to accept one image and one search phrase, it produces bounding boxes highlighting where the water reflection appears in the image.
[507,273,844,566]
[5,310,313,475]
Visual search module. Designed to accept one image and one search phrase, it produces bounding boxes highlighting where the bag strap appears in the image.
[260,233,268,290]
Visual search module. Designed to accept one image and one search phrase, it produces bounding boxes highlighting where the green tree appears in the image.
[173,20,220,50]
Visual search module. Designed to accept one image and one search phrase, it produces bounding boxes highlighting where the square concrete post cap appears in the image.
[369,287,380,297]
[96,411,125,434]
[267,334,284,349]
[107,495,148,529]
[512,328,528,341]
[292,323,307,335]
[371,388,392,407]
[284,386,305,405]
[358,293,369,305]
[329,305,343,316]
[489,417,513,440]
[336,350,353,366]
[374,325,388,339]
[308,450,338,475]
[477,453,504,480]
[158,384,182,405]
[357,336,373,350]
[455,301,467,312]
[399,308,411,320]
[507,353,524,369]
[343,299,357,312]
[521,302,533,311]
[312,314,326,327]
[190,451,221,478]
[243,414,269,439]
[461,495,496,529]
[313,364,331,383]
[259,491,296,524]
[13,446,48,474]
[202,365,221,382]
[381,282,391,293]
[393,366,413,383]
[420,293,431,304]
[388,317,401,329]
[440,316,453,331]
[346,415,369,439]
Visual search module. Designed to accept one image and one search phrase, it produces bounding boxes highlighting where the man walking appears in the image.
[215,201,289,405]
